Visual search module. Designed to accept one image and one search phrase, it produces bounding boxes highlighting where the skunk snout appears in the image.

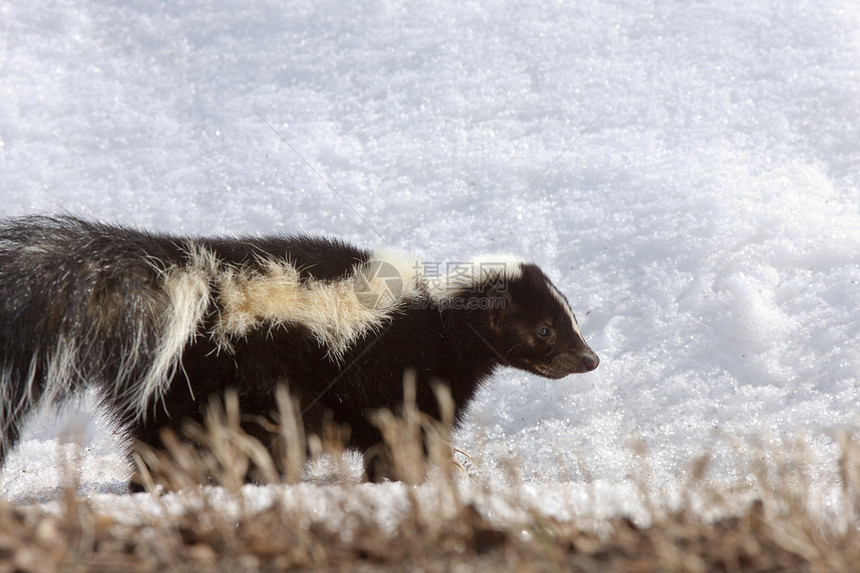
[580,351,599,372]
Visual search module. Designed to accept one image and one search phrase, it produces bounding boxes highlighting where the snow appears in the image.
[1,0,859,524]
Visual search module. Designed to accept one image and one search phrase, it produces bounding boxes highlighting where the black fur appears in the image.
[0,215,598,480]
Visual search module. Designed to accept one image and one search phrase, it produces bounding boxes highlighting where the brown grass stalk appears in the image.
[4,388,860,572]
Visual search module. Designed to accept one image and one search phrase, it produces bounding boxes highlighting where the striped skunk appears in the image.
[0,215,598,480]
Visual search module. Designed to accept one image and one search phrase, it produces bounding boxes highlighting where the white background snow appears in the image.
[1,0,859,521]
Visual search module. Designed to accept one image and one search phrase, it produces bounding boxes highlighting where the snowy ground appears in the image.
[1,0,859,522]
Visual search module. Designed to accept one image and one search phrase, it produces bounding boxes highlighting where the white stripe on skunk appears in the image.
[212,249,422,360]
[0,215,598,480]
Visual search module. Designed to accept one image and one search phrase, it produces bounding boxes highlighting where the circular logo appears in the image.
[354,260,404,309]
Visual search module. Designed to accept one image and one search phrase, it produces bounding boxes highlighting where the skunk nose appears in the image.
[581,352,599,372]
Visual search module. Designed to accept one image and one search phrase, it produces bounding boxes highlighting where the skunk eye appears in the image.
[537,326,550,337]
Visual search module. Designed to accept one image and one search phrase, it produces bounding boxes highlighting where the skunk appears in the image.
[0,215,598,477]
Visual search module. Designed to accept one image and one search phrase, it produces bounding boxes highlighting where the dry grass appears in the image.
[3,385,860,572]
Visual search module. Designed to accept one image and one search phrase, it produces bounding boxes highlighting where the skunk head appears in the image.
[489,263,598,379]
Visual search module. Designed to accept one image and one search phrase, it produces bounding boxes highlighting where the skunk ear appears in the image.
[488,290,512,330]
